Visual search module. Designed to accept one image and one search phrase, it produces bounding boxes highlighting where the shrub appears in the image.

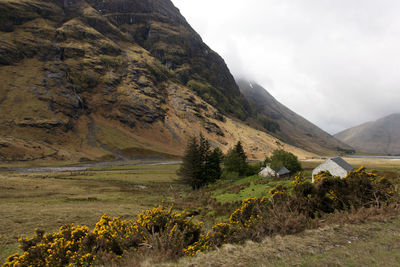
[269,184,290,203]
[134,205,203,250]
[3,206,205,266]
[92,215,140,256]
[229,197,269,229]
[301,167,396,215]
[265,149,302,174]
[3,225,96,267]
[221,169,239,180]
[206,223,238,248]
[245,162,263,176]
[183,233,213,256]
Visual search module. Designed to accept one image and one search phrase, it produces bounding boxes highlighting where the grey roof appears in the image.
[331,157,354,172]
[277,166,290,176]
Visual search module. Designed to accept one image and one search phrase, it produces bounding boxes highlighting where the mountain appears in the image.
[0,0,317,162]
[334,113,400,155]
[237,79,354,155]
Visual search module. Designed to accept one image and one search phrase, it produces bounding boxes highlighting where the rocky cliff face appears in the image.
[237,79,354,155]
[1,0,314,162]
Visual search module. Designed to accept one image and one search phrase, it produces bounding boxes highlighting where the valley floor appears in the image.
[0,158,399,265]
[0,163,185,263]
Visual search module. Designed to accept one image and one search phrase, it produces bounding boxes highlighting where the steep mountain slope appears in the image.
[335,113,400,155]
[0,0,316,162]
[237,79,354,155]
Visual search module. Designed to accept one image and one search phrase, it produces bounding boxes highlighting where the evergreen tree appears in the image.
[177,136,201,189]
[198,134,211,167]
[178,135,222,189]
[224,141,248,177]
[234,141,247,162]
[205,147,223,183]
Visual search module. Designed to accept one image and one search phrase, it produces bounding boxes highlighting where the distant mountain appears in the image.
[334,113,400,155]
[237,79,354,155]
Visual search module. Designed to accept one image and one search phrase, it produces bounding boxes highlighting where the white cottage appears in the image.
[259,165,291,178]
[259,166,276,177]
[312,157,354,182]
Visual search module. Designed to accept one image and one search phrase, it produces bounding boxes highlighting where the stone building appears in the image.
[259,165,291,178]
[312,157,354,182]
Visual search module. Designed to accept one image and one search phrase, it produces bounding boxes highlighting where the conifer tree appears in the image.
[205,147,223,183]
[224,141,248,177]
[178,135,222,189]
[234,141,247,162]
[177,136,201,189]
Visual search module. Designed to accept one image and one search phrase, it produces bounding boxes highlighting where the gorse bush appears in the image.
[294,166,397,215]
[229,197,268,229]
[3,207,204,267]
[134,206,203,251]
[4,225,96,267]
[3,167,398,266]
[193,166,398,254]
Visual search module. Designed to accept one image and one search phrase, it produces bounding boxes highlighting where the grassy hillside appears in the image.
[335,113,400,155]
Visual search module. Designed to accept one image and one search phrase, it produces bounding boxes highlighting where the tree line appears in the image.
[178,135,302,189]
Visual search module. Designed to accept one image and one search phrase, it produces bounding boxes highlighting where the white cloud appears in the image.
[172,0,400,134]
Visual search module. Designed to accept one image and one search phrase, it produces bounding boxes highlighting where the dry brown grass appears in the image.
[302,157,400,171]
[156,210,400,267]
[0,164,183,263]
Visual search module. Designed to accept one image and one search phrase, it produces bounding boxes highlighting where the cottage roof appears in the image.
[331,157,353,172]
[277,167,290,176]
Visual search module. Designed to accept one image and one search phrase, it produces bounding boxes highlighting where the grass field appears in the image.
[0,158,399,265]
[0,164,184,263]
[212,175,294,203]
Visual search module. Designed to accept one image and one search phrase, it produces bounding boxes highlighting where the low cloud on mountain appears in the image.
[172,0,400,133]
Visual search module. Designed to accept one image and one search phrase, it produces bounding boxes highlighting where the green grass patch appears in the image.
[212,175,294,203]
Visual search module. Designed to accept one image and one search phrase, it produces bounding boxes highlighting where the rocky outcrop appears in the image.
[0,0,328,162]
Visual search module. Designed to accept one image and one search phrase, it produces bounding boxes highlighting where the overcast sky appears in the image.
[171,0,400,134]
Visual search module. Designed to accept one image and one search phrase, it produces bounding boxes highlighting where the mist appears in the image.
[172,0,400,134]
